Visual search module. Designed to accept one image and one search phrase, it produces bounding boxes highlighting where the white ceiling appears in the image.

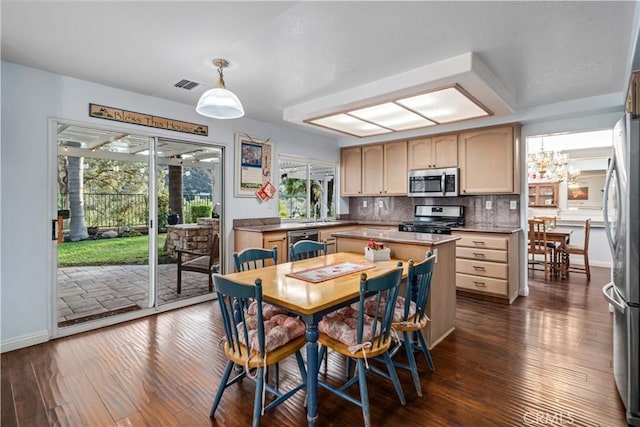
[2,1,638,138]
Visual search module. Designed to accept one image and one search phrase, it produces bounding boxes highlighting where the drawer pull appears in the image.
[472,265,486,271]
[472,252,486,258]
[472,240,486,245]
[473,281,486,287]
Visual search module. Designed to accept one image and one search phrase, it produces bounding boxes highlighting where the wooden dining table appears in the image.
[220,251,408,427]
[545,227,573,279]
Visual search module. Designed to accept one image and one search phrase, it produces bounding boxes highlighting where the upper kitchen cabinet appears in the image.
[459,125,520,195]
[341,141,407,196]
[362,144,384,195]
[340,146,363,196]
[382,141,408,195]
[408,134,458,170]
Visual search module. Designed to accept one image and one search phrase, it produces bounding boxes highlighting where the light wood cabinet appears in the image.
[459,125,520,195]
[234,229,286,267]
[452,231,519,303]
[362,145,384,195]
[408,134,458,170]
[262,231,287,265]
[340,146,363,196]
[319,225,359,254]
[341,141,407,197]
[528,182,559,207]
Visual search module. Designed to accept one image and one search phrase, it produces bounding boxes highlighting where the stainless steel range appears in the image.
[398,205,464,234]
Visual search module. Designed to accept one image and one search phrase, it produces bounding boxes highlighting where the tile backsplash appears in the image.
[347,195,521,227]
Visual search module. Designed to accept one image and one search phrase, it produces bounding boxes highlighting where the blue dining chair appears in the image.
[317,263,406,427]
[233,247,278,272]
[210,275,307,427]
[389,253,436,397]
[289,240,327,261]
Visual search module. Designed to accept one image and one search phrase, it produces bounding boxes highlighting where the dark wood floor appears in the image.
[1,266,626,426]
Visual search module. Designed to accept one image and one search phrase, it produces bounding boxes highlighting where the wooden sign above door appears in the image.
[89,103,208,136]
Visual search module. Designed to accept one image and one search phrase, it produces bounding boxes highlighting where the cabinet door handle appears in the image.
[473,281,486,287]
[472,265,486,271]
[472,241,486,245]
[473,253,486,257]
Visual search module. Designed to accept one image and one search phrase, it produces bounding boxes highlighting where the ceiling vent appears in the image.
[174,79,201,90]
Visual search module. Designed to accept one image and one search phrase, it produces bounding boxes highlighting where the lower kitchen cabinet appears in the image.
[234,230,286,267]
[263,231,287,264]
[319,225,358,254]
[453,231,520,303]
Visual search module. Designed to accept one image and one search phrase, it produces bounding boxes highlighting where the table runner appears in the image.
[286,261,375,283]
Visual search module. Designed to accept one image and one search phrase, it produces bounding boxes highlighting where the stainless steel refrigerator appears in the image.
[603,113,640,426]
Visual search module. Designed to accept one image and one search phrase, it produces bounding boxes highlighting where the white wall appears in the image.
[0,61,338,351]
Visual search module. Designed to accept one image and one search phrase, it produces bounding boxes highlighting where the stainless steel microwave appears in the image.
[408,168,459,197]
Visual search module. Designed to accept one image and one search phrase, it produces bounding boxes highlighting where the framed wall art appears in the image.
[234,133,275,198]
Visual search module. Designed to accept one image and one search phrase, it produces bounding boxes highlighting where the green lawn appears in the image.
[58,234,172,267]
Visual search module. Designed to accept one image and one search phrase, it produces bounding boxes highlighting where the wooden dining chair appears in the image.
[534,215,557,230]
[317,264,406,426]
[528,219,556,280]
[387,254,436,397]
[289,240,327,261]
[210,275,307,427]
[563,218,591,280]
[176,233,219,294]
[233,247,278,272]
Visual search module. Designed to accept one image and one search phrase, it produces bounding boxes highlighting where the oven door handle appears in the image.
[441,172,446,196]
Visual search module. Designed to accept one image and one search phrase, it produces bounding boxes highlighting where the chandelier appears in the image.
[527,139,568,181]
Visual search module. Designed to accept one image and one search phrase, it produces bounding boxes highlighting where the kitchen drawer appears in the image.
[456,234,508,250]
[456,273,508,296]
[456,258,508,279]
[456,247,507,263]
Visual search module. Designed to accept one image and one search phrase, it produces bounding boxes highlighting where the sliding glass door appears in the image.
[155,138,223,306]
[54,124,223,332]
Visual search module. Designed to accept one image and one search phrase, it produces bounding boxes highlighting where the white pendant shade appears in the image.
[196,87,244,119]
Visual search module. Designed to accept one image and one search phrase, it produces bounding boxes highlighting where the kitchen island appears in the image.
[333,229,459,349]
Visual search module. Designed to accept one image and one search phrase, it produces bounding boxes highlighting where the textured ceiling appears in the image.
[2,1,637,136]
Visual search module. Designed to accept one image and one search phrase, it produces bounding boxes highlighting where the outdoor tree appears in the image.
[65,142,89,241]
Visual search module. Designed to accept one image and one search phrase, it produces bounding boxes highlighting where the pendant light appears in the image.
[196,58,244,119]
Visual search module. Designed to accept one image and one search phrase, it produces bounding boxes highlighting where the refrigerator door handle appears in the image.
[602,282,626,313]
[603,154,616,252]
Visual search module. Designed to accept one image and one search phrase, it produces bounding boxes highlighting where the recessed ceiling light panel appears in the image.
[309,114,391,137]
[397,87,490,123]
[349,103,436,131]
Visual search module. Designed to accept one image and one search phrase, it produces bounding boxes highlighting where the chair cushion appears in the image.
[247,301,286,320]
[319,306,380,347]
[239,313,306,353]
[363,295,416,322]
[183,256,210,269]
[564,244,584,254]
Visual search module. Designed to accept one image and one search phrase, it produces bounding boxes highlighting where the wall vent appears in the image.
[174,79,200,90]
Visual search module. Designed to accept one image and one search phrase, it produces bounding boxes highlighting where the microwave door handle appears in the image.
[441,172,446,196]
[603,154,616,252]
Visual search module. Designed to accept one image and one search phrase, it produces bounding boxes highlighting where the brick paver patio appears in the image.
[57,263,214,326]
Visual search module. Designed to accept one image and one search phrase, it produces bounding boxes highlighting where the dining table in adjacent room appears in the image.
[545,227,574,279]
[219,251,409,427]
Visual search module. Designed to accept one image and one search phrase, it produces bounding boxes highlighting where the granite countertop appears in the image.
[452,225,521,233]
[331,230,460,246]
[234,220,358,232]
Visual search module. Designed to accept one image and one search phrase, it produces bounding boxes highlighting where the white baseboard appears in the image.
[1,330,49,353]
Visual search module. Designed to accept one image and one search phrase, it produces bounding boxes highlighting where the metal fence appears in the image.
[58,193,214,229]
[58,193,148,228]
